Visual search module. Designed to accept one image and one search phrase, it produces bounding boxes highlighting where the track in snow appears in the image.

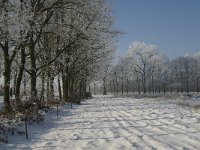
[2,95,200,150]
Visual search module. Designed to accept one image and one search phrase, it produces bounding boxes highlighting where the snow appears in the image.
[1,95,200,149]
[0,96,4,110]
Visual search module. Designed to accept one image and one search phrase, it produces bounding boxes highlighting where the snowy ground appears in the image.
[1,95,200,149]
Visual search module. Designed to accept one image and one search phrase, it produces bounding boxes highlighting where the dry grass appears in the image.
[193,104,200,110]
[114,92,200,110]
[177,101,191,107]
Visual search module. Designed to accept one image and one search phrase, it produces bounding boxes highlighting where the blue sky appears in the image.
[113,0,200,59]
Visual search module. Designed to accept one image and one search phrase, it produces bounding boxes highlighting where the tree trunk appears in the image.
[62,72,67,101]
[84,79,87,97]
[126,77,129,95]
[148,81,151,94]
[181,73,183,92]
[40,70,45,106]
[116,76,118,94]
[103,77,106,95]
[151,76,154,94]
[158,82,161,93]
[50,75,54,100]
[62,68,70,102]
[113,79,115,94]
[197,76,199,93]
[163,86,166,93]
[70,77,74,95]
[170,77,173,93]
[143,65,146,94]
[137,77,140,94]
[88,83,91,93]
[46,74,50,101]
[143,80,146,94]
[79,81,82,98]
[23,73,27,95]
[58,74,62,101]
[110,80,112,94]
[2,41,11,111]
[186,78,189,93]
[121,75,124,95]
[15,47,25,108]
[66,74,69,101]
[3,57,11,111]
[13,70,18,96]
[93,82,96,95]
[29,39,38,107]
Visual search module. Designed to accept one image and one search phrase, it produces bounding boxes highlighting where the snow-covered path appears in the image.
[2,95,200,150]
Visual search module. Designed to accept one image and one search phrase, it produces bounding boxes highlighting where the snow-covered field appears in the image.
[1,95,200,149]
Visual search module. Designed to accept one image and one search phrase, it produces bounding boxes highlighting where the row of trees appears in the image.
[102,42,200,95]
[0,0,118,111]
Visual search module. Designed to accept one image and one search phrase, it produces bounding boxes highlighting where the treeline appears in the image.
[0,0,118,111]
[102,42,200,95]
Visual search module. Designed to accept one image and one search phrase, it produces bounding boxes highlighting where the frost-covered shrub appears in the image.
[69,92,92,104]
[85,92,92,99]
[45,100,59,107]
[38,110,46,117]
[37,110,46,122]
[69,92,82,104]
[0,122,26,143]
[177,101,191,107]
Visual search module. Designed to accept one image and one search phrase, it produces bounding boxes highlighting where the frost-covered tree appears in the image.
[170,56,198,93]
[129,42,159,94]
[0,0,118,111]
[149,54,169,93]
[0,0,30,110]
[109,42,174,95]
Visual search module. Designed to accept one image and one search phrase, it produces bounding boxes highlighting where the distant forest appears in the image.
[101,42,200,95]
